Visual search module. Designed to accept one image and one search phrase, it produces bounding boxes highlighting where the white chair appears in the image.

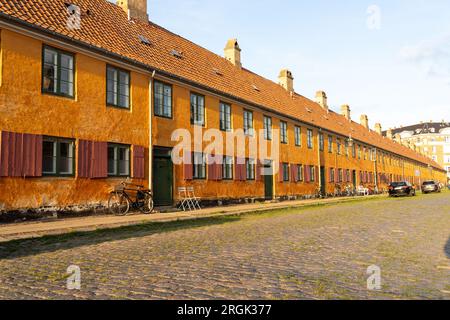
[356,185,369,196]
[187,186,201,210]
[178,187,192,211]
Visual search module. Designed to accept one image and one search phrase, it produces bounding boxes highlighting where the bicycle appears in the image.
[108,181,154,216]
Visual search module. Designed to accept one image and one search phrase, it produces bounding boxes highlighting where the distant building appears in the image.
[384,121,450,181]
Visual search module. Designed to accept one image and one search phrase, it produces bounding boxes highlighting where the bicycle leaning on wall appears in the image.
[108,181,154,216]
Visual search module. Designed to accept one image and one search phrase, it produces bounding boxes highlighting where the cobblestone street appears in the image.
[0,193,449,300]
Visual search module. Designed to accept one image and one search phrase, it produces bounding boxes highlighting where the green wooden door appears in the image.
[320,166,326,195]
[264,162,273,200]
[153,149,173,206]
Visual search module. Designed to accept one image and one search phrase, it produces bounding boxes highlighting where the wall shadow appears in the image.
[0,215,242,260]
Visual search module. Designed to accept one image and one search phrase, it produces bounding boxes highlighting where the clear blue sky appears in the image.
[118,0,450,129]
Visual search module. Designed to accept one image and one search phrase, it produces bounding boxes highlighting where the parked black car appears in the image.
[421,180,441,194]
[388,181,416,197]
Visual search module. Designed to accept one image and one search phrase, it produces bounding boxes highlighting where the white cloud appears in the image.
[399,34,450,84]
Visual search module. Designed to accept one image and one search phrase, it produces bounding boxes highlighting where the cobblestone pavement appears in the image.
[0,193,449,300]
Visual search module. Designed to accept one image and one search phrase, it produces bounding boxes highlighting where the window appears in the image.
[295,126,301,147]
[223,156,233,180]
[337,139,341,155]
[328,136,333,153]
[358,145,362,159]
[264,116,272,140]
[280,121,288,144]
[42,46,74,98]
[338,169,343,183]
[282,163,290,182]
[344,141,349,157]
[319,133,324,151]
[330,168,335,183]
[352,144,356,158]
[42,137,75,176]
[107,65,130,109]
[108,144,130,177]
[243,110,254,136]
[246,158,255,180]
[297,165,304,182]
[154,81,172,118]
[190,93,205,126]
[307,129,313,149]
[193,152,206,179]
[220,102,232,131]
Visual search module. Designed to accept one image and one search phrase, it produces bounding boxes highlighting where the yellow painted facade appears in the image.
[0,25,447,212]
[0,29,150,211]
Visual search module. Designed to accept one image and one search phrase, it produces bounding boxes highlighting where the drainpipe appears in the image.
[148,70,155,190]
[373,148,378,192]
[317,129,322,195]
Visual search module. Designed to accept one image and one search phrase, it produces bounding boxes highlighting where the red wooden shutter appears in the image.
[256,160,262,181]
[305,165,310,183]
[0,132,43,177]
[11,132,23,177]
[91,141,107,179]
[278,163,284,182]
[216,162,223,181]
[234,157,240,181]
[22,134,43,177]
[291,164,297,182]
[78,140,91,178]
[0,131,9,177]
[183,151,193,180]
[208,155,216,181]
[0,132,22,177]
[240,160,246,181]
[133,145,145,179]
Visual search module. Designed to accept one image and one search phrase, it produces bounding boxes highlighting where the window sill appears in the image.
[107,104,131,111]
[42,91,75,100]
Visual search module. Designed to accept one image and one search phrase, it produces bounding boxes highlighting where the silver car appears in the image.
[421,181,441,194]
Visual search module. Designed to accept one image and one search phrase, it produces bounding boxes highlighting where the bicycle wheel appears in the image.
[140,193,154,214]
[108,192,130,216]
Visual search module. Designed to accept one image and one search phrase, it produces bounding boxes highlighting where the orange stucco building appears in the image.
[0,0,446,212]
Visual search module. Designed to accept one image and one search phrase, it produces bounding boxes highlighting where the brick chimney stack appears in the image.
[315,91,328,111]
[374,123,382,135]
[360,115,369,129]
[278,69,294,93]
[224,39,242,69]
[117,0,149,22]
[341,105,351,121]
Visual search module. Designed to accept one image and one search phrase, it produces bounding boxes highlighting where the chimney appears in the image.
[394,133,402,144]
[360,115,369,129]
[117,0,149,22]
[374,123,382,135]
[341,105,351,121]
[315,91,328,110]
[224,39,242,69]
[387,129,393,140]
[278,69,294,92]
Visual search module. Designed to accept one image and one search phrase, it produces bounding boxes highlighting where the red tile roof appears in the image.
[0,0,444,171]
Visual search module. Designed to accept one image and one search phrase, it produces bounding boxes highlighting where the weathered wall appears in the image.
[0,29,150,211]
